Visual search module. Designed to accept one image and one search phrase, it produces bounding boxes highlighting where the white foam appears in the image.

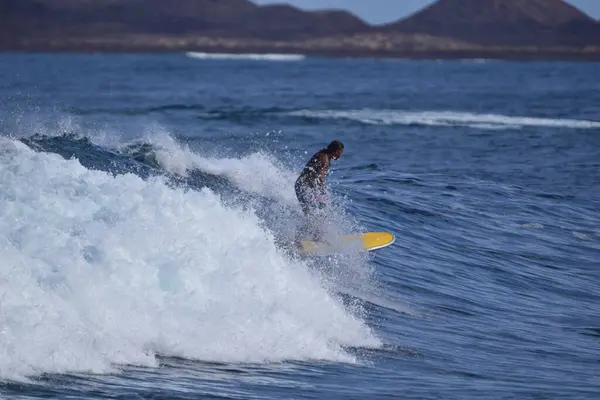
[572,231,591,240]
[520,223,544,229]
[287,109,600,130]
[460,58,495,64]
[0,138,379,381]
[186,52,306,61]
[140,132,299,206]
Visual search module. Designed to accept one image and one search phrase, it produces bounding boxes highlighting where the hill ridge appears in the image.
[2,0,600,60]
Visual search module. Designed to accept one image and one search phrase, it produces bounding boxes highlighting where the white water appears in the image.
[287,109,600,130]
[134,132,300,206]
[0,138,380,381]
[186,52,306,62]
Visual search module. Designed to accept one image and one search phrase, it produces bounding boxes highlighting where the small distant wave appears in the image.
[572,231,592,240]
[61,104,600,132]
[286,109,600,130]
[519,223,544,229]
[460,58,495,64]
[186,52,306,61]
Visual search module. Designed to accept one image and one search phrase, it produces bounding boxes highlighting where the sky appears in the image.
[253,0,600,25]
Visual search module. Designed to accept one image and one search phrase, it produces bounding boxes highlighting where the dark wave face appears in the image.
[1,53,600,400]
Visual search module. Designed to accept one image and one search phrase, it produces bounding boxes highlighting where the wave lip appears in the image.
[287,109,600,130]
[186,52,306,61]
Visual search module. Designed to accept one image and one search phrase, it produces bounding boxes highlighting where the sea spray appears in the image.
[121,129,380,293]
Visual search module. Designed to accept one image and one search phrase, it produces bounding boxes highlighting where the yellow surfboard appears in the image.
[299,231,395,254]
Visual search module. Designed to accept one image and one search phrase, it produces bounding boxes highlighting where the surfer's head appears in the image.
[326,140,344,160]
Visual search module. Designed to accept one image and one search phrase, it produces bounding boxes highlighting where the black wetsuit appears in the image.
[295,150,329,215]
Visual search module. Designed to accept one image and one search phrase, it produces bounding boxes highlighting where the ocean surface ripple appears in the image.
[1,54,599,399]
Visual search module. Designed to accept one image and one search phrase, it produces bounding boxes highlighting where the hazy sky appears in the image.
[253,0,600,24]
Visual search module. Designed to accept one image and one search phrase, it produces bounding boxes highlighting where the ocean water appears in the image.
[1,53,599,399]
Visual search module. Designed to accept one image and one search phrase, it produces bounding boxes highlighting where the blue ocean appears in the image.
[1,53,599,399]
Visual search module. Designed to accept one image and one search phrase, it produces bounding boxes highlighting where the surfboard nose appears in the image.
[361,232,396,250]
[299,231,395,254]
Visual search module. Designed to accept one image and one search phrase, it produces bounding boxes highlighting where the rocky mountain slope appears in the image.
[2,0,600,60]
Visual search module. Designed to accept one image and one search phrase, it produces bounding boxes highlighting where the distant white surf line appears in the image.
[186,52,306,61]
[287,109,600,130]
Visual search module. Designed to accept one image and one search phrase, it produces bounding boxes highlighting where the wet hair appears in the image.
[326,140,344,154]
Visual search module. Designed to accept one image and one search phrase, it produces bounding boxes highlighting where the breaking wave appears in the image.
[286,109,600,130]
[186,52,306,61]
[0,137,380,381]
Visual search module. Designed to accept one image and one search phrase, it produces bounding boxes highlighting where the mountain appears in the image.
[0,0,370,42]
[1,0,600,60]
[384,0,600,46]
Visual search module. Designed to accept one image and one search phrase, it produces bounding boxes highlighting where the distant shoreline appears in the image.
[3,0,600,63]
[4,48,600,62]
[3,35,600,62]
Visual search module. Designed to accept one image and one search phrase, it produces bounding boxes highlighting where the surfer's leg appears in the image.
[294,183,310,245]
[304,206,325,243]
[295,181,310,214]
[311,224,325,243]
[295,184,328,244]
[296,182,323,219]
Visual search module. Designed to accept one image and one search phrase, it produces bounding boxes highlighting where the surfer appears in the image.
[294,140,344,242]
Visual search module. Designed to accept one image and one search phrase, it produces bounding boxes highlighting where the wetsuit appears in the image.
[295,150,330,216]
